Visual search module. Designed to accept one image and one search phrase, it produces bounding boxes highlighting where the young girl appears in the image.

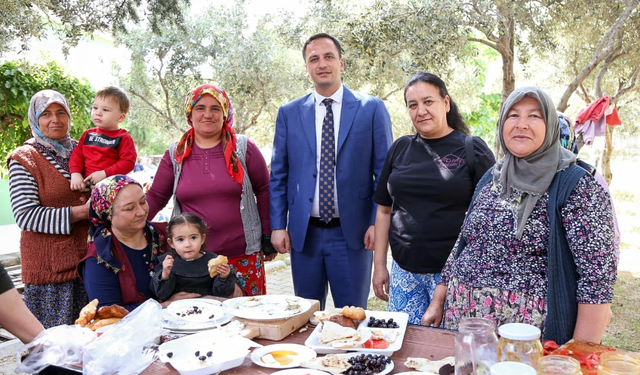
[151,213,238,300]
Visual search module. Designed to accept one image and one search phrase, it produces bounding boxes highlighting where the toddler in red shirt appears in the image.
[69,87,137,190]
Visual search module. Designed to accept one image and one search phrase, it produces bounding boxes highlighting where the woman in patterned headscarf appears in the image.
[147,84,274,297]
[422,87,617,345]
[7,90,90,327]
[78,175,169,310]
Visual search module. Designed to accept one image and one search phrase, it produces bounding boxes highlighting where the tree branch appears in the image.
[467,37,500,52]
[611,64,640,102]
[556,0,640,111]
[128,88,182,132]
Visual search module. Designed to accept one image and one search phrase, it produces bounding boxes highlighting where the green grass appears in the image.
[367,296,388,312]
[603,271,640,351]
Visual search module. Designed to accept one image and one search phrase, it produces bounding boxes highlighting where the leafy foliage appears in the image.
[0,0,189,56]
[462,93,501,145]
[115,1,309,152]
[0,60,94,178]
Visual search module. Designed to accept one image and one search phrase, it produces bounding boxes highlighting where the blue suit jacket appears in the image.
[270,86,393,251]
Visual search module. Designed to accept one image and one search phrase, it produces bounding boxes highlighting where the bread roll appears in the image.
[342,305,366,321]
[90,317,121,331]
[75,299,99,326]
[208,255,228,277]
[96,304,129,320]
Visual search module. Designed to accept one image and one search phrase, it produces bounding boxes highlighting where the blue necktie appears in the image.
[319,98,335,223]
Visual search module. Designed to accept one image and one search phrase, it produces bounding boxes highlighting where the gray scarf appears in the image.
[493,87,576,239]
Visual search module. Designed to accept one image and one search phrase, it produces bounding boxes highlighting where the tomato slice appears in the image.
[543,340,559,351]
[363,338,390,349]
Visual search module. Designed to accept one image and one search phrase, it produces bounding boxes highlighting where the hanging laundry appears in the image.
[605,104,622,126]
[574,97,613,145]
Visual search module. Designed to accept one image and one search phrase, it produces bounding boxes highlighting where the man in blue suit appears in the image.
[270,33,393,309]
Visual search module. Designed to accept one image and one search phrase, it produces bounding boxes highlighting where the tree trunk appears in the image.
[601,124,614,185]
[494,16,515,159]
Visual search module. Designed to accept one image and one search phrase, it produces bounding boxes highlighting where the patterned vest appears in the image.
[8,146,90,284]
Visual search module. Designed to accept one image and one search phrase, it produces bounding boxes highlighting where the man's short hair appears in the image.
[302,33,343,61]
[95,86,130,114]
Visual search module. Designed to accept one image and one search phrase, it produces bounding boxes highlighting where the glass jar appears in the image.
[497,323,543,368]
[490,361,536,375]
[455,317,499,375]
[597,352,640,375]
[537,355,581,375]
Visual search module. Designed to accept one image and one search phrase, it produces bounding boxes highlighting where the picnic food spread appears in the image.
[25,299,640,375]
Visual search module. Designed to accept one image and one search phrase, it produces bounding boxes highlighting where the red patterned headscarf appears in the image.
[174,84,244,185]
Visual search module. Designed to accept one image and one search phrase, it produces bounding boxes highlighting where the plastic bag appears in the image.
[15,325,97,373]
[82,299,164,375]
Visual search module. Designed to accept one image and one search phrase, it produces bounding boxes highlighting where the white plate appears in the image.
[344,352,395,375]
[271,370,330,375]
[166,299,225,322]
[223,295,312,321]
[250,343,317,369]
[304,310,409,356]
[162,299,233,331]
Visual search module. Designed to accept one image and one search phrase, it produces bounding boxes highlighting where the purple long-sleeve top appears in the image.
[146,140,270,258]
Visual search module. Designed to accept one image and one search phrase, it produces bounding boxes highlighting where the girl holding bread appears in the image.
[151,213,239,300]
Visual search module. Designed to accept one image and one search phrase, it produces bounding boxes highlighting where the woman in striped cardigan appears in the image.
[7,90,90,328]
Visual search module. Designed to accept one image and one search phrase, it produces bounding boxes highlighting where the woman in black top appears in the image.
[372,72,495,324]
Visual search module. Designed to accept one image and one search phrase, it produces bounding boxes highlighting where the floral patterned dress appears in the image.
[439,174,617,334]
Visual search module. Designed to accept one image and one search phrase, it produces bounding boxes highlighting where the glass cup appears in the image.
[537,355,581,375]
[455,317,499,375]
[597,351,640,375]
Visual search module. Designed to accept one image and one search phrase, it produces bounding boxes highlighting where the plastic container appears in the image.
[497,323,543,368]
[597,351,640,375]
[455,317,499,375]
[537,355,581,375]
[157,330,260,375]
[490,361,536,375]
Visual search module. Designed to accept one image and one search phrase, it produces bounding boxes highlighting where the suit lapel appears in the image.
[300,94,316,156]
[337,87,359,156]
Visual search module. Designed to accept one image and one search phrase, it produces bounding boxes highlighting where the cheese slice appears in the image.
[300,354,352,374]
[319,321,359,344]
[405,356,455,374]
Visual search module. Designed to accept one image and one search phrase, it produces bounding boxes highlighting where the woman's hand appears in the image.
[421,284,448,327]
[70,200,90,223]
[261,250,277,262]
[160,291,201,308]
[162,255,173,279]
[217,263,231,279]
[372,266,390,301]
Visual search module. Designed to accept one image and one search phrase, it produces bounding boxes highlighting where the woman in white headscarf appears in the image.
[421,87,617,345]
[7,90,90,327]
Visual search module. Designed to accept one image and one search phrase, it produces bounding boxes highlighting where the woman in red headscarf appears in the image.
[146,84,275,297]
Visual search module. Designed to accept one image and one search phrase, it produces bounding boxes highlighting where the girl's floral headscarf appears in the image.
[558,113,579,156]
[174,84,244,185]
[26,90,75,169]
[88,175,161,273]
